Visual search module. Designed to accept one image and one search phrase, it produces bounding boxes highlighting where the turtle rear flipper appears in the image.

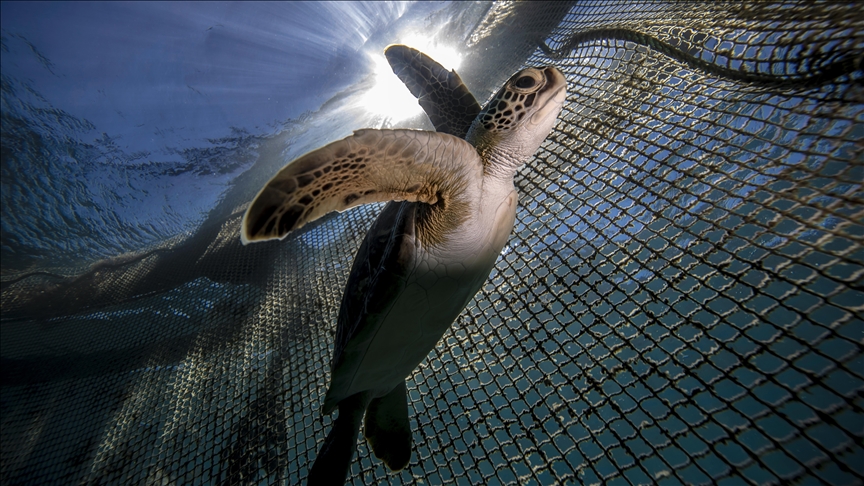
[307,392,371,486]
[385,44,481,138]
[364,381,412,471]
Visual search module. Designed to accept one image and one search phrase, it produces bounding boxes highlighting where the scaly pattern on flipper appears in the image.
[385,45,481,138]
[241,129,482,244]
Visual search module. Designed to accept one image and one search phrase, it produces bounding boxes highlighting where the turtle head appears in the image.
[467,66,567,175]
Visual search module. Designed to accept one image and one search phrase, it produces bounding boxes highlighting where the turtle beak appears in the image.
[542,67,567,100]
[530,67,567,126]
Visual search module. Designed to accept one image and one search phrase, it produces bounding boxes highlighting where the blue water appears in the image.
[0,1,434,273]
[3,3,861,485]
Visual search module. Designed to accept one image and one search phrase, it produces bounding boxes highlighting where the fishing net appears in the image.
[2,1,862,484]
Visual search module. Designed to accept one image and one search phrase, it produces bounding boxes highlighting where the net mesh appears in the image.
[2,1,863,484]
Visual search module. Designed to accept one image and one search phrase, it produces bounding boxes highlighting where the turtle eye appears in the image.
[515,76,536,89]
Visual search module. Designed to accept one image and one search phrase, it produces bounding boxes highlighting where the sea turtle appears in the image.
[241,44,566,485]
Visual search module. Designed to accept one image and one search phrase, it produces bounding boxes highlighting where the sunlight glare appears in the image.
[361,55,423,122]
[360,34,463,123]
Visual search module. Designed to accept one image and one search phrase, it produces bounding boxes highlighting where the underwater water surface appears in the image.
[0,1,449,274]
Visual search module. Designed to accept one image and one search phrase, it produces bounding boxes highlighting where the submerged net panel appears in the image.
[2,1,862,485]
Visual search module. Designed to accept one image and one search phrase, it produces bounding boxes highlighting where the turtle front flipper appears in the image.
[241,129,482,244]
[385,45,481,138]
[364,381,411,471]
